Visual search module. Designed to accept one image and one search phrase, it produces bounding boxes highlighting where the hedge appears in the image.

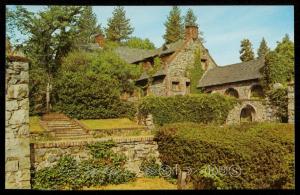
[155,122,294,189]
[137,94,237,125]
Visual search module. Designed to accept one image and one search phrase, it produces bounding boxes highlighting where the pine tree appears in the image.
[257,37,270,58]
[76,6,103,44]
[184,8,205,43]
[163,6,184,44]
[105,6,134,42]
[240,39,255,62]
[184,8,197,26]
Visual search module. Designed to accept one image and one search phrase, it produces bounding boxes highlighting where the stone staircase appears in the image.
[41,113,91,140]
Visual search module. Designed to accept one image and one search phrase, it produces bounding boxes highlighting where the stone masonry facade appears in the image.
[30,136,160,177]
[5,54,31,189]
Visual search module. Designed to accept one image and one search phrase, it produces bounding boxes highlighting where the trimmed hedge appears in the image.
[138,94,237,125]
[155,122,294,189]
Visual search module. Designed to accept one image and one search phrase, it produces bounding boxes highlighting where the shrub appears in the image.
[137,94,237,125]
[139,156,161,177]
[155,122,294,189]
[267,87,288,122]
[53,71,136,119]
[32,141,136,190]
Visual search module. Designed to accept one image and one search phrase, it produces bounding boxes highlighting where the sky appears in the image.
[7,5,294,66]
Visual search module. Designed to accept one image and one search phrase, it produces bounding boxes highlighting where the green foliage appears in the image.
[186,47,204,93]
[29,67,48,115]
[163,6,184,44]
[123,37,156,50]
[75,6,103,45]
[240,39,255,62]
[105,6,134,42]
[32,141,136,190]
[257,37,270,58]
[267,87,288,122]
[138,94,237,126]
[140,156,161,177]
[155,122,294,189]
[184,8,197,27]
[261,34,294,88]
[53,49,138,119]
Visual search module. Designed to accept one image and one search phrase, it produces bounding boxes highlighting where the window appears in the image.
[250,85,264,99]
[225,88,239,98]
[186,82,190,94]
[172,81,180,91]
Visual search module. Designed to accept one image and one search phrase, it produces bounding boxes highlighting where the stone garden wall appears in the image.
[30,136,160,177]
[5,54,31,189]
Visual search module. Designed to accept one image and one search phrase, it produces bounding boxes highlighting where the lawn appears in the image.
[83,177,177,190]
[79,118,144,130]
[29,116,44,133]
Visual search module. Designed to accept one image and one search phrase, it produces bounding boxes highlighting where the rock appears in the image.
[9,109,28,125]
[273,83,283,89]
[19,99,29,110]
[6,100,18,111]
[20,71,29,84]
[6,160,19,172]
[7,84,28,99]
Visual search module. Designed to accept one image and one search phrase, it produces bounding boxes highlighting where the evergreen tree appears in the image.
[163,6,184,44]
[184,8,197,26]
[240,39,255,62]
[257,37,270,58]
[184,8,205,43]
[76,6,103,45]
[262,34,294,88]
[105,6,134,42]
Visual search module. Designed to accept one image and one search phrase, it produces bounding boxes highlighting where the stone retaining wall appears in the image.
[30,136,160,177]
[5,54,31,189]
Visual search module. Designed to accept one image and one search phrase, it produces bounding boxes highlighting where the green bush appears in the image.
[32,141,136,190]
[267,87,288,122]
[138,94,237,125]
[53,71,136,119]
[155,122,294,189]
[139,156,161,177]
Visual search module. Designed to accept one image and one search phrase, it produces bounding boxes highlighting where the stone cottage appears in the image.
[88,25,217,98]
[197,57,276,123]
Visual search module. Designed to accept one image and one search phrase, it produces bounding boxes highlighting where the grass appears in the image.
[29,116,44,133]
[83,177,177,190]
[79,118,144,130]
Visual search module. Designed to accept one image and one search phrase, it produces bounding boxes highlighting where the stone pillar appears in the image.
[5,53,31,189]
[288,83,294,124]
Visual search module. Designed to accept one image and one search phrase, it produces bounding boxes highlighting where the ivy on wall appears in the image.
[186,46,204,94]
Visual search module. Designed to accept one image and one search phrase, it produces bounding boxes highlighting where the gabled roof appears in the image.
[114,46,157,64]
[135,68,166,82]
[197,58,265,88]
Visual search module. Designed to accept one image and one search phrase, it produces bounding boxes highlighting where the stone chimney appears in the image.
[185,25,198,41]
[94,34,105,47]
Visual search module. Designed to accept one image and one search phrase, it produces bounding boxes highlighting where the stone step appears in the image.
[47,125,78,128]
[53,129,85,133]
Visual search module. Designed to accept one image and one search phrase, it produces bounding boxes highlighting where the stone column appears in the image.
[5,53,31,189]
[288,83,294,124]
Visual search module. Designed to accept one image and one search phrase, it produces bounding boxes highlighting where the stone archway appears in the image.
[225,88,239,98]
[250,84,264,99]
[240,105,256,123]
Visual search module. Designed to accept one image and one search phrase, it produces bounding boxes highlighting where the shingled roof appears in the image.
[197,58,265,88]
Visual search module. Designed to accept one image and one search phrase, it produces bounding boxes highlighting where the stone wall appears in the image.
[30,136,160,177]
[288,84,294,124]
[226,99,276,124]
[166,40,216,96]
[203,80,261,99]
[149,77,167,96]
[5,54,31,189]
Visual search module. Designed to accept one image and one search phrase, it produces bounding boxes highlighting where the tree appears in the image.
[184,8,205,43]
[257,37,270,58]
[163,6,184,44]
[123,37,155,50]
[105,6,134,42]
[262,34,294,88]
[75,6,103,45]
[240,39,255,62]
[11,6,91,114]
[184,8,197,26]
